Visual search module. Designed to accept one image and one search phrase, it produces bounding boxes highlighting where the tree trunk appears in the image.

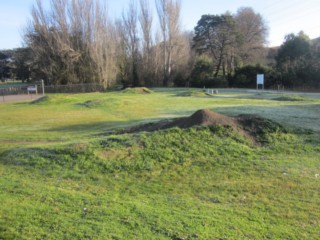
[215,54,223,77]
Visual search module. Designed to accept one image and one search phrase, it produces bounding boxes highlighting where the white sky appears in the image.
[0,0,320,49]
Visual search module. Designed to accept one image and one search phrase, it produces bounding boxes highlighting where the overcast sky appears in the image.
[1,0,320,49]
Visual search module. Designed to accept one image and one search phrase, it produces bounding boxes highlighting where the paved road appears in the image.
[0,94,44,103]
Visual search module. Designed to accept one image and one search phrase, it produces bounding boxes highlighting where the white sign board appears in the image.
[27,86,38,95]
[27,86,37,91]
[257,74,264,85]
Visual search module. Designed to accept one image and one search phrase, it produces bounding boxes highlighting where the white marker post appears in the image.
[41,79,45,96]
[257,74,264,90]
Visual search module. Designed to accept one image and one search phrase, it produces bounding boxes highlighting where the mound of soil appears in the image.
[171,109,238,129]
[122,87,153,94]
[175,91,208,97]
[274,95,309,102]
[125,109,239,133]
[124,109,286,144]
[29,96,48,104]
[237,114,286,136]
[81,99,104,108]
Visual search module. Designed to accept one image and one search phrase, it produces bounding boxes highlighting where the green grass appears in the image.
[0,88,320,239]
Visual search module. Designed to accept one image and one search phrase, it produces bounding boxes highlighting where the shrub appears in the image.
[190,56,214,87]
[231,65,272,88]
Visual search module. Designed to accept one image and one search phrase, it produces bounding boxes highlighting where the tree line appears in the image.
[20,0,192,88]
[1,0,319,90]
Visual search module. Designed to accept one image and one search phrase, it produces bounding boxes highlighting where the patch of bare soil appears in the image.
[124,109,285,144]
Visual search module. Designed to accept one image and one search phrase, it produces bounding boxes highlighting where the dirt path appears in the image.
[0,94,44,103]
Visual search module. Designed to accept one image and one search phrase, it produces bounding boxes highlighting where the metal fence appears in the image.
[44,83,106,93]
[0,83,106,96]
[0,86,28,96]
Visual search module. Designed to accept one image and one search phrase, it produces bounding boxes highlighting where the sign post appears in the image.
[256,74,264,90]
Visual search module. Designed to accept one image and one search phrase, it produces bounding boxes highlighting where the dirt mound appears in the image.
[123,109,287,144]
[274,95,310,102]
[125,109,239,133]
[175,91,209,97]
[237,114,287,136]
[122,87,153,94]
[30,96,48,104]
[171,109,238,128]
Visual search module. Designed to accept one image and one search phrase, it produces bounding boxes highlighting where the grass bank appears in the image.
[0,88,319,239]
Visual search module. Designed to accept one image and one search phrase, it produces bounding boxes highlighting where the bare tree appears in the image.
[25,0,191,88]
[235,7,268,65]
[152,30,165,86]
[139,0,154,86]
[156,0,182,86]
[172,31,194,86]
[24,0,117,87]
[117,1,140,87]
[115,19,131,87]
[89,1,118,88]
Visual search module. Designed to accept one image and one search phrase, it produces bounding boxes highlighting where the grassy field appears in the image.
[0,88,319,239]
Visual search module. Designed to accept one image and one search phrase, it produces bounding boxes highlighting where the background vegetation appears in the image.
[1,0,318,90]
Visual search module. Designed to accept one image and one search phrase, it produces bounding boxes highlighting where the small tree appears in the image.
[235,7,268,65]
[12,48,32,82]
[232,65,272,88]
[276,32,312,88]
[190,55,213,87]
[276,32,311,65]
[193,14,237,77]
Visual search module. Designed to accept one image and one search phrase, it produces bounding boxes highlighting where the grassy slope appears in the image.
[0,89,320,239]
[1,89,319,142]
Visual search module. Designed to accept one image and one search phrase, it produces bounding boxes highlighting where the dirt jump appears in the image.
[123,109,286,144]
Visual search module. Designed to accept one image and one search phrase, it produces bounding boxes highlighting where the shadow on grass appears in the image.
[45,103,320,135]
[48,121,128,133]
[47,117,173,135]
